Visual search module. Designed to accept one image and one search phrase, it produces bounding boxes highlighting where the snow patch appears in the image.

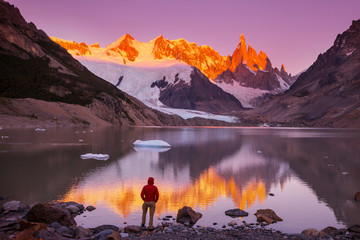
[133,140,171,148]
[215,81,268,108]
[80,153,109,160]
[77,59,192,107]
[276,74,289,90]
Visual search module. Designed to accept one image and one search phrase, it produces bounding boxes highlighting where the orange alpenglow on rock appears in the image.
[50,34,281,81]
[229,34,269,72]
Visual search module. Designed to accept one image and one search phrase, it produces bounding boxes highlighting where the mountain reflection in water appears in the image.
[1,127,360,233]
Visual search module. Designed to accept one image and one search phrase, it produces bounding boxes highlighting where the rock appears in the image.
[11,229,36,240]
[86,205,96,211]
[65,205,80,214]
[254,209,283,224]
[50,222,61,229]
[228,221,237,227]
[94,229,114,240]
[301,228,327,237]
[19,219,46,233]
[61,201,84,211]
[0,196,6,200]
[120,233,129,238]
[355,192,360,202]
[348,224,360,233]
[74,225,90,238]
[0,220,18,232]
[106,232,122,240]
[93,224,119,234]
[36,229,68,240]
[213,222,217,225]
[162,217,170,221]
[25,203,76,227]
[56,226,74,238]
[225,209,249,217]
[124,225,142,234]
[140,231,149,237]
[176,206,202,227]
[165,215,172,218]
[3,200,26,212]
[222,225,226,228]
[321,226,339,236]
[269,193,275,196]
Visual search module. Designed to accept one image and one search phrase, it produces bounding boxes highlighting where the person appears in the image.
[140,177,159,230]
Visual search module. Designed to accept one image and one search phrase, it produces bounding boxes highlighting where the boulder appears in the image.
[0,220,18,232]
[93,224,119,234]
[301,228,327,237]
[74,225,91,238]
[225,209,248,217]
[124,225,142,233]
[321,226,339,236]
[65,205,80,214]
[86,205,96,211]
[106,232,122,240]
[254,209,283,224]
[25,203,76,227]
[36,229,69,240]
[56,226,74,238]
[176,206,202,227]
[11,229,36,240]
[94,229,114,240]
[19,219,46,233]
[355,192,360,202]
[3,200,26,212]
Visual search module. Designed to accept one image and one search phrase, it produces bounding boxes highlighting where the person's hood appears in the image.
[148,177,154,185]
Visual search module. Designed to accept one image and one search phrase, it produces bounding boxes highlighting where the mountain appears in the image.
[247,19,360,128]
[0,0,211,127]
[51,34,294,108]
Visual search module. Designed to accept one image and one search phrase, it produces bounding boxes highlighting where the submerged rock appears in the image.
[86,205,96,211]
[254,209,283,224]
[225,208,249,217]
[176,206,202,227]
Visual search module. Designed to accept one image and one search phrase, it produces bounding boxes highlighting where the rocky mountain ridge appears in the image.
[51,33,295,91]
[246,19,360,128]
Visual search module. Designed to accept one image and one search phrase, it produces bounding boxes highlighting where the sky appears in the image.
[7,0,360,75]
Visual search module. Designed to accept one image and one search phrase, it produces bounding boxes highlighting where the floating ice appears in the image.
[1,136,9,139]
[35,128,46,131]
[133,140,171,148]
[80,153,109,160]
[342,172,349,175]
[79,139,84,142]
[328,164,335,167]
[134,147,170,153]
[257,150,262,154]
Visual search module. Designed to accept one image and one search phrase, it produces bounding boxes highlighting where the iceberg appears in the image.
[134,147,170,153]
[133,140,171,148]
[35,128,46,131]
[80,153,109,160]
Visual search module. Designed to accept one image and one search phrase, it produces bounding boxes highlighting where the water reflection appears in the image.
[1,127,360,233]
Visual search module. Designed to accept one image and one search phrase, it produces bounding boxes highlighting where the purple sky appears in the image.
[7,0,360,74]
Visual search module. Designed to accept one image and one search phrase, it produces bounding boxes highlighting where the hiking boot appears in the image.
[140,224,146,229]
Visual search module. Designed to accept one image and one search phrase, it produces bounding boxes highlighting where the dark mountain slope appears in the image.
[248,19,360,128]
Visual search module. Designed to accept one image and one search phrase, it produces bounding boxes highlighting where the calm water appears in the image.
[1,126,360,233]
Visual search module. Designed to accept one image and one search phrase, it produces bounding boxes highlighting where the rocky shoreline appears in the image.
[1,200,360,240]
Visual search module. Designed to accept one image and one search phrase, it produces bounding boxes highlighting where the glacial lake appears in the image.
[1,126,360,234]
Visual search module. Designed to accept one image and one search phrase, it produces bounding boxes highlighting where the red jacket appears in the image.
[141,177,159,202]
